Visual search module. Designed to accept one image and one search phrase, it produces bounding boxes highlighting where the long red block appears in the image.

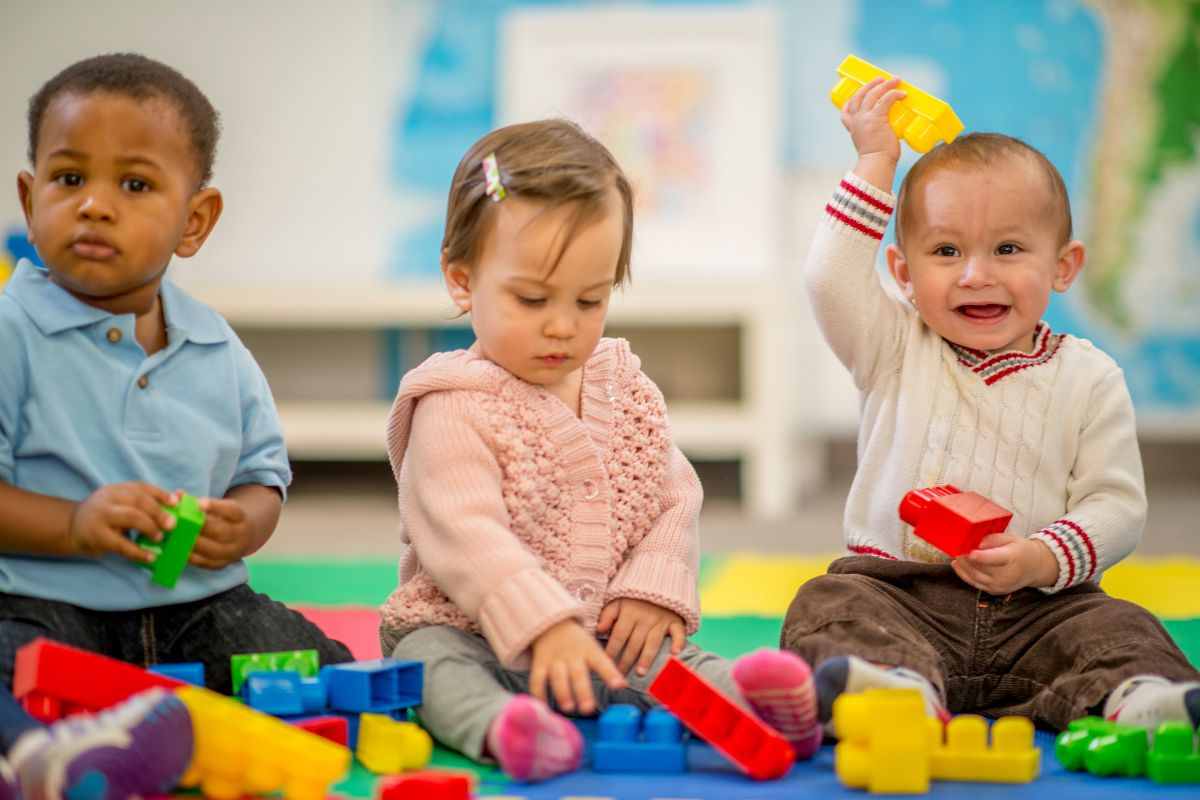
[13,638,184,715]
[899,485,1013,557]
[649,657,794,780]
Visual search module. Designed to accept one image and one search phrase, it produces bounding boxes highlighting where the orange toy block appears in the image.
[174,686,350,800]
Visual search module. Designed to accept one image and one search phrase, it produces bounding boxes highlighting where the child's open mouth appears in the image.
[956,303,1010,323]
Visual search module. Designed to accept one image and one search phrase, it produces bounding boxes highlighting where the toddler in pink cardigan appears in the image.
[378,119,820,781]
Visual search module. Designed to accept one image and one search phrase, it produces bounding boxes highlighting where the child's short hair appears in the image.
[896,132,1072,248]
[442,119,634,286]
[27,53,220,187]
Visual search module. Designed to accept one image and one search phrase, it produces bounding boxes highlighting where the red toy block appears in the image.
[899,485,1013,557]
[13,638,184,714]
[20,691,63,723]
[291,715,349,746]
[375,770,472,800]
[648,657,795,780]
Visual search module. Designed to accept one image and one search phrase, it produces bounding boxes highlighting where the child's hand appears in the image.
[951,534,1060,594]
[842,77,905,173]
[597,597,686,677]
[189,497,254,569]
[530,619,627,715]
[68,482,179,564]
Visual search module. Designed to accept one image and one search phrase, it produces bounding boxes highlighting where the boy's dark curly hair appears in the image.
[28,53,220,187]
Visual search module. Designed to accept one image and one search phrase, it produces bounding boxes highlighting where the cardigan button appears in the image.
[576,585,595,602]
[581,480,599,500]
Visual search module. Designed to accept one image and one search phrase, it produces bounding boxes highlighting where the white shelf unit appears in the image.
[190,281,807,518]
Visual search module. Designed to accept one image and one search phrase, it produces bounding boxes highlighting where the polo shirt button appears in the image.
[106,327,122,343]
[137,375,149,389]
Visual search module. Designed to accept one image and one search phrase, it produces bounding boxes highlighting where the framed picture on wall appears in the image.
[500,5,781,281]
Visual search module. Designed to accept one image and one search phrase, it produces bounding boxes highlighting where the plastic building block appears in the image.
[592,704,687,773]
[320,658,423,714]
[13,638,184,718]
[356,712,433,774]
[930,715,1039,783]
[242,669,327,716]
[149,662,205,686]
[898,485,1013,557]
[290,715,350,747]
[834,688,937,794]
[649,656,794,780]
[175,685,350,800]
[230,649,319,695]
[135,492,204,588]
[1055,716,1148,777]
[376,771,473,800]
[830,54,964,153]
[1148,721,1200,784]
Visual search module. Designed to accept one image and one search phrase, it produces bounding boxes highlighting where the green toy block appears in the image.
[1149,722,1200,784]
[135,493,204,589]
[1056,717,1115,771]
[231,649,320,695]
[1085,725,1148,777]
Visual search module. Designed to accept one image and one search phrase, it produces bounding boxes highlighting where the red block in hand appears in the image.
[649,656,794,780]
[898,485,1013,557]
[13,638,184,715]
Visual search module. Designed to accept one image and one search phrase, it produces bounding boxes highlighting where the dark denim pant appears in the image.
[0,584,353,707]
[782,556,1200,730]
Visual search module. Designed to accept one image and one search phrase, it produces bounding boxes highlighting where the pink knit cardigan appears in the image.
[379,338,703,667]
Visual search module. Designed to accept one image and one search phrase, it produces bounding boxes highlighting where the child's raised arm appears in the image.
[804,77,913,391]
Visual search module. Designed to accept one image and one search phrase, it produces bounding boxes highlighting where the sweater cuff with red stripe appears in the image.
[824,172,895,241]
[1031,519,1099,593]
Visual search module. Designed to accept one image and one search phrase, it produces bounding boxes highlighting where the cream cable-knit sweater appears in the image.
[810,172,1145,592]
[379,338,702,666]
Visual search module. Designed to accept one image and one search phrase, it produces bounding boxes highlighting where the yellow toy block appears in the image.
[174,686,350,800]
[356,712,433,774]
[930,715,1040,783]
[831,54,964,153]
[0,256,12,291]
[834,688,940,794]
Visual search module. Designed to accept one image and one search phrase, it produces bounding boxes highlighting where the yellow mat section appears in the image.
[700,554,1200,619]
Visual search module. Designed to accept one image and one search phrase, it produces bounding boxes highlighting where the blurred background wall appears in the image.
[2,1,1197,548]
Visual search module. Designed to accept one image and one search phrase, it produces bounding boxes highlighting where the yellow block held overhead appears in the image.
[831,54,964,153]
[174,686,350,800]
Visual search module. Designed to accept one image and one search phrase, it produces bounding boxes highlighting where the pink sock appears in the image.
[485,695,583,782]
[732,648,822,760]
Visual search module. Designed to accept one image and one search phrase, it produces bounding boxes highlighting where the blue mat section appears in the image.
[479,731,1193,798]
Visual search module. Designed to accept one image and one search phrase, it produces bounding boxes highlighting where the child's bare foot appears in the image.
[732,649,822,759]
[485,695,582,782]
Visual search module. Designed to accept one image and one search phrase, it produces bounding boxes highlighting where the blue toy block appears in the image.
[242,669,327,716]
[592,704,687,774]
[149,662,205,686]
[319,659,422,714]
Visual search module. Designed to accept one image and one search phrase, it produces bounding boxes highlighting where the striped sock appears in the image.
[814,655,949,727]
[485,695,582,782]
[731,649,822,759]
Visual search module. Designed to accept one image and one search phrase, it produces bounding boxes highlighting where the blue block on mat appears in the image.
[592,704,687,774]
[319,658,422,713]
[149,662,205,686]
[242,669,326,716]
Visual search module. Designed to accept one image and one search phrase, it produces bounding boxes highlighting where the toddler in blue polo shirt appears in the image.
[0,54,351,798]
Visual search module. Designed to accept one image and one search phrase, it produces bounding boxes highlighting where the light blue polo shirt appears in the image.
[0,260,291,609]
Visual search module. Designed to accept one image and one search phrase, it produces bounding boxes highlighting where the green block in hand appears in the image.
[136,493,204,588]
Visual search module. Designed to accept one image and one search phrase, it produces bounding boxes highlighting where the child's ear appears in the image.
[441,252,472,313]
[1052,240,1085,292]
[174,187,223,258]
[886,243,915,302]
[16,171,35,243]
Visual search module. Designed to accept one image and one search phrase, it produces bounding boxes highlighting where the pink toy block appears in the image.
[291,715,350,746]
[375,771,472,800]
[13,638,184,715]
[899,485,1013,557]
[649,657,794,780]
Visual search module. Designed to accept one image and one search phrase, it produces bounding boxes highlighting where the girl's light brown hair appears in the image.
[441,119,634,285]
[895,132,1072,248]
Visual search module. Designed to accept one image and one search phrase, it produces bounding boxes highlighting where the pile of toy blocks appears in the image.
[1057,716,1200,784]
[833,687,1040,794]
